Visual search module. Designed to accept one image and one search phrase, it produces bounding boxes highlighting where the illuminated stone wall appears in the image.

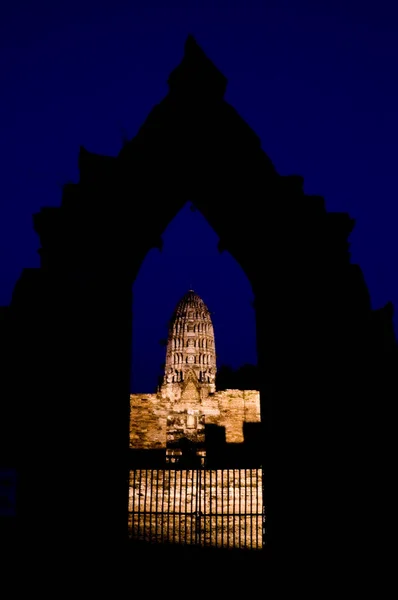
[129,389,261,449]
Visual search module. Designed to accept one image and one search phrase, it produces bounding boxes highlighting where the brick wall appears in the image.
[130,389,260,449]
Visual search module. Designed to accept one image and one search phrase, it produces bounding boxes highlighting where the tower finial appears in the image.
[167,35,228,99]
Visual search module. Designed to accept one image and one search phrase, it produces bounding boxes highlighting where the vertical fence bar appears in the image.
[149,470,153,543]
[247,469,250,549]
[136,470,139,540]
[216,470,218,548]
[239,469,241,549]
[185,469,188,545]
[179,469,182,545]
[244,469,247,549]
[196,469,200,546]
[203,466,206,546]
[132,470,136,539]
[233,469,235,548]
[238,469,240,549]
[250,468,253,550]
[188,469,191,544]
[220,470,222,548]
[166,469,171,543]
[198,469,201,545]
[143,469,148,542]
[191,470,195,545]
[227,469,230,548]
[155,469,159,543]
[199,468,202,545]
[221,470,223,548]
[142,469,145,540]
[262,467,265,548]
[262,468,264,549]
[194,469,197,545]
[138,470,142,540]
[173,468,177,543]
[256,468,259,549]
[209,469,212,547]
[161,470,165,544]
[195,468,198,546]
[187,469,189,544]
[192,469,198,544]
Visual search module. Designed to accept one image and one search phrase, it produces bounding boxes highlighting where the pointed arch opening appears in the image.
[129,201,263,550]
[131,201,258,395]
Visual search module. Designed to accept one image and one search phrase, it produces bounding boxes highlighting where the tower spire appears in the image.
[161,290,217,400]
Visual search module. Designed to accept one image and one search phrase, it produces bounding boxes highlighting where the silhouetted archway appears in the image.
[2,35,397,572]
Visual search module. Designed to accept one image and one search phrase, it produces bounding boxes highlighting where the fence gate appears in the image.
[128,468,263,550]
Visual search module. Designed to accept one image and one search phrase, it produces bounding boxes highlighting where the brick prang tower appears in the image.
[160,290,216,402]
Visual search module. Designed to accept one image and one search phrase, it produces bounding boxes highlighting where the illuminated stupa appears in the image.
[160,290,216,401]
[130,287,260,461]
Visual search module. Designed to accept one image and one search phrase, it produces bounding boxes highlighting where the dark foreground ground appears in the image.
[1,532,270,593]
[126,537,269,565]
[125,540,270,592]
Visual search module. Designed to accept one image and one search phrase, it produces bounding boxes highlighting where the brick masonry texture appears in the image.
[130,290,261,451]
[130,389,260,448]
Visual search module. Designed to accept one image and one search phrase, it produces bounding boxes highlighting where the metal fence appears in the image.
[128,468,263,549]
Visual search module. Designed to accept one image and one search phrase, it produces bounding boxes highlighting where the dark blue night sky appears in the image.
[1,1,397,392]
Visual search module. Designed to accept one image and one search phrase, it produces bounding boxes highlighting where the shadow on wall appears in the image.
[205,423,262,468]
